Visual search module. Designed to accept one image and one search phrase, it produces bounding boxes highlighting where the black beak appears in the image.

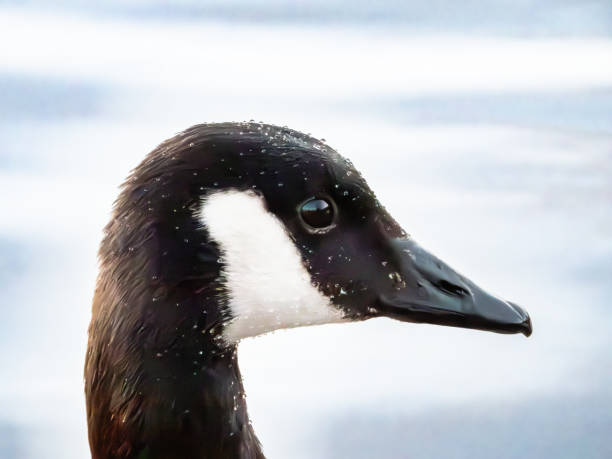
[376,239,532,337]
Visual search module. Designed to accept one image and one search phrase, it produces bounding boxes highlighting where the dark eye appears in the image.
[300,198,335,229]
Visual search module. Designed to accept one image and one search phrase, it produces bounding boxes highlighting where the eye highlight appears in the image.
[299,197,335,230]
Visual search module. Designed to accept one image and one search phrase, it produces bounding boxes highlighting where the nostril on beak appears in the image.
[434,279,470,297]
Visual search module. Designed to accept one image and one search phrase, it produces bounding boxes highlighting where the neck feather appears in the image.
[86,302,264,458]
[85,212,264,458]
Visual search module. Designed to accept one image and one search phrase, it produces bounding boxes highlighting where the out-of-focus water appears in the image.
[0,2,611,458]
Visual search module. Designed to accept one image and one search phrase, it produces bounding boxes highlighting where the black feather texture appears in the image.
[85,122,404,459]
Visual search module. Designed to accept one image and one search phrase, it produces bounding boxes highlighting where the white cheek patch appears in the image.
[198,190,346,343]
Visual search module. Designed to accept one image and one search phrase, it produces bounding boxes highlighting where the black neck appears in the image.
[86,306,264,459]
[85,201,264,458]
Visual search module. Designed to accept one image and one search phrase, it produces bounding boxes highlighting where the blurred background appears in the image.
[1,1,611,458]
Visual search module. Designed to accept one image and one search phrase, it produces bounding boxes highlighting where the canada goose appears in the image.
[85,122,531,458]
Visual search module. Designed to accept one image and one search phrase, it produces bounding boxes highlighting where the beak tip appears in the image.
[521,316,533,337]
[508,302,533,337]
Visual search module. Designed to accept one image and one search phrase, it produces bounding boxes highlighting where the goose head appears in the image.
[85,122,531,458]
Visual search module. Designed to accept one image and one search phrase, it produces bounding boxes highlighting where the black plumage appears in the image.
[85,122,395,459]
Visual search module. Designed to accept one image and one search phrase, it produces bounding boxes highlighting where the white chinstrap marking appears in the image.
[199,190,346,343]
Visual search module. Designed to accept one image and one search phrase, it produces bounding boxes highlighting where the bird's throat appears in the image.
[86,332,264,458]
